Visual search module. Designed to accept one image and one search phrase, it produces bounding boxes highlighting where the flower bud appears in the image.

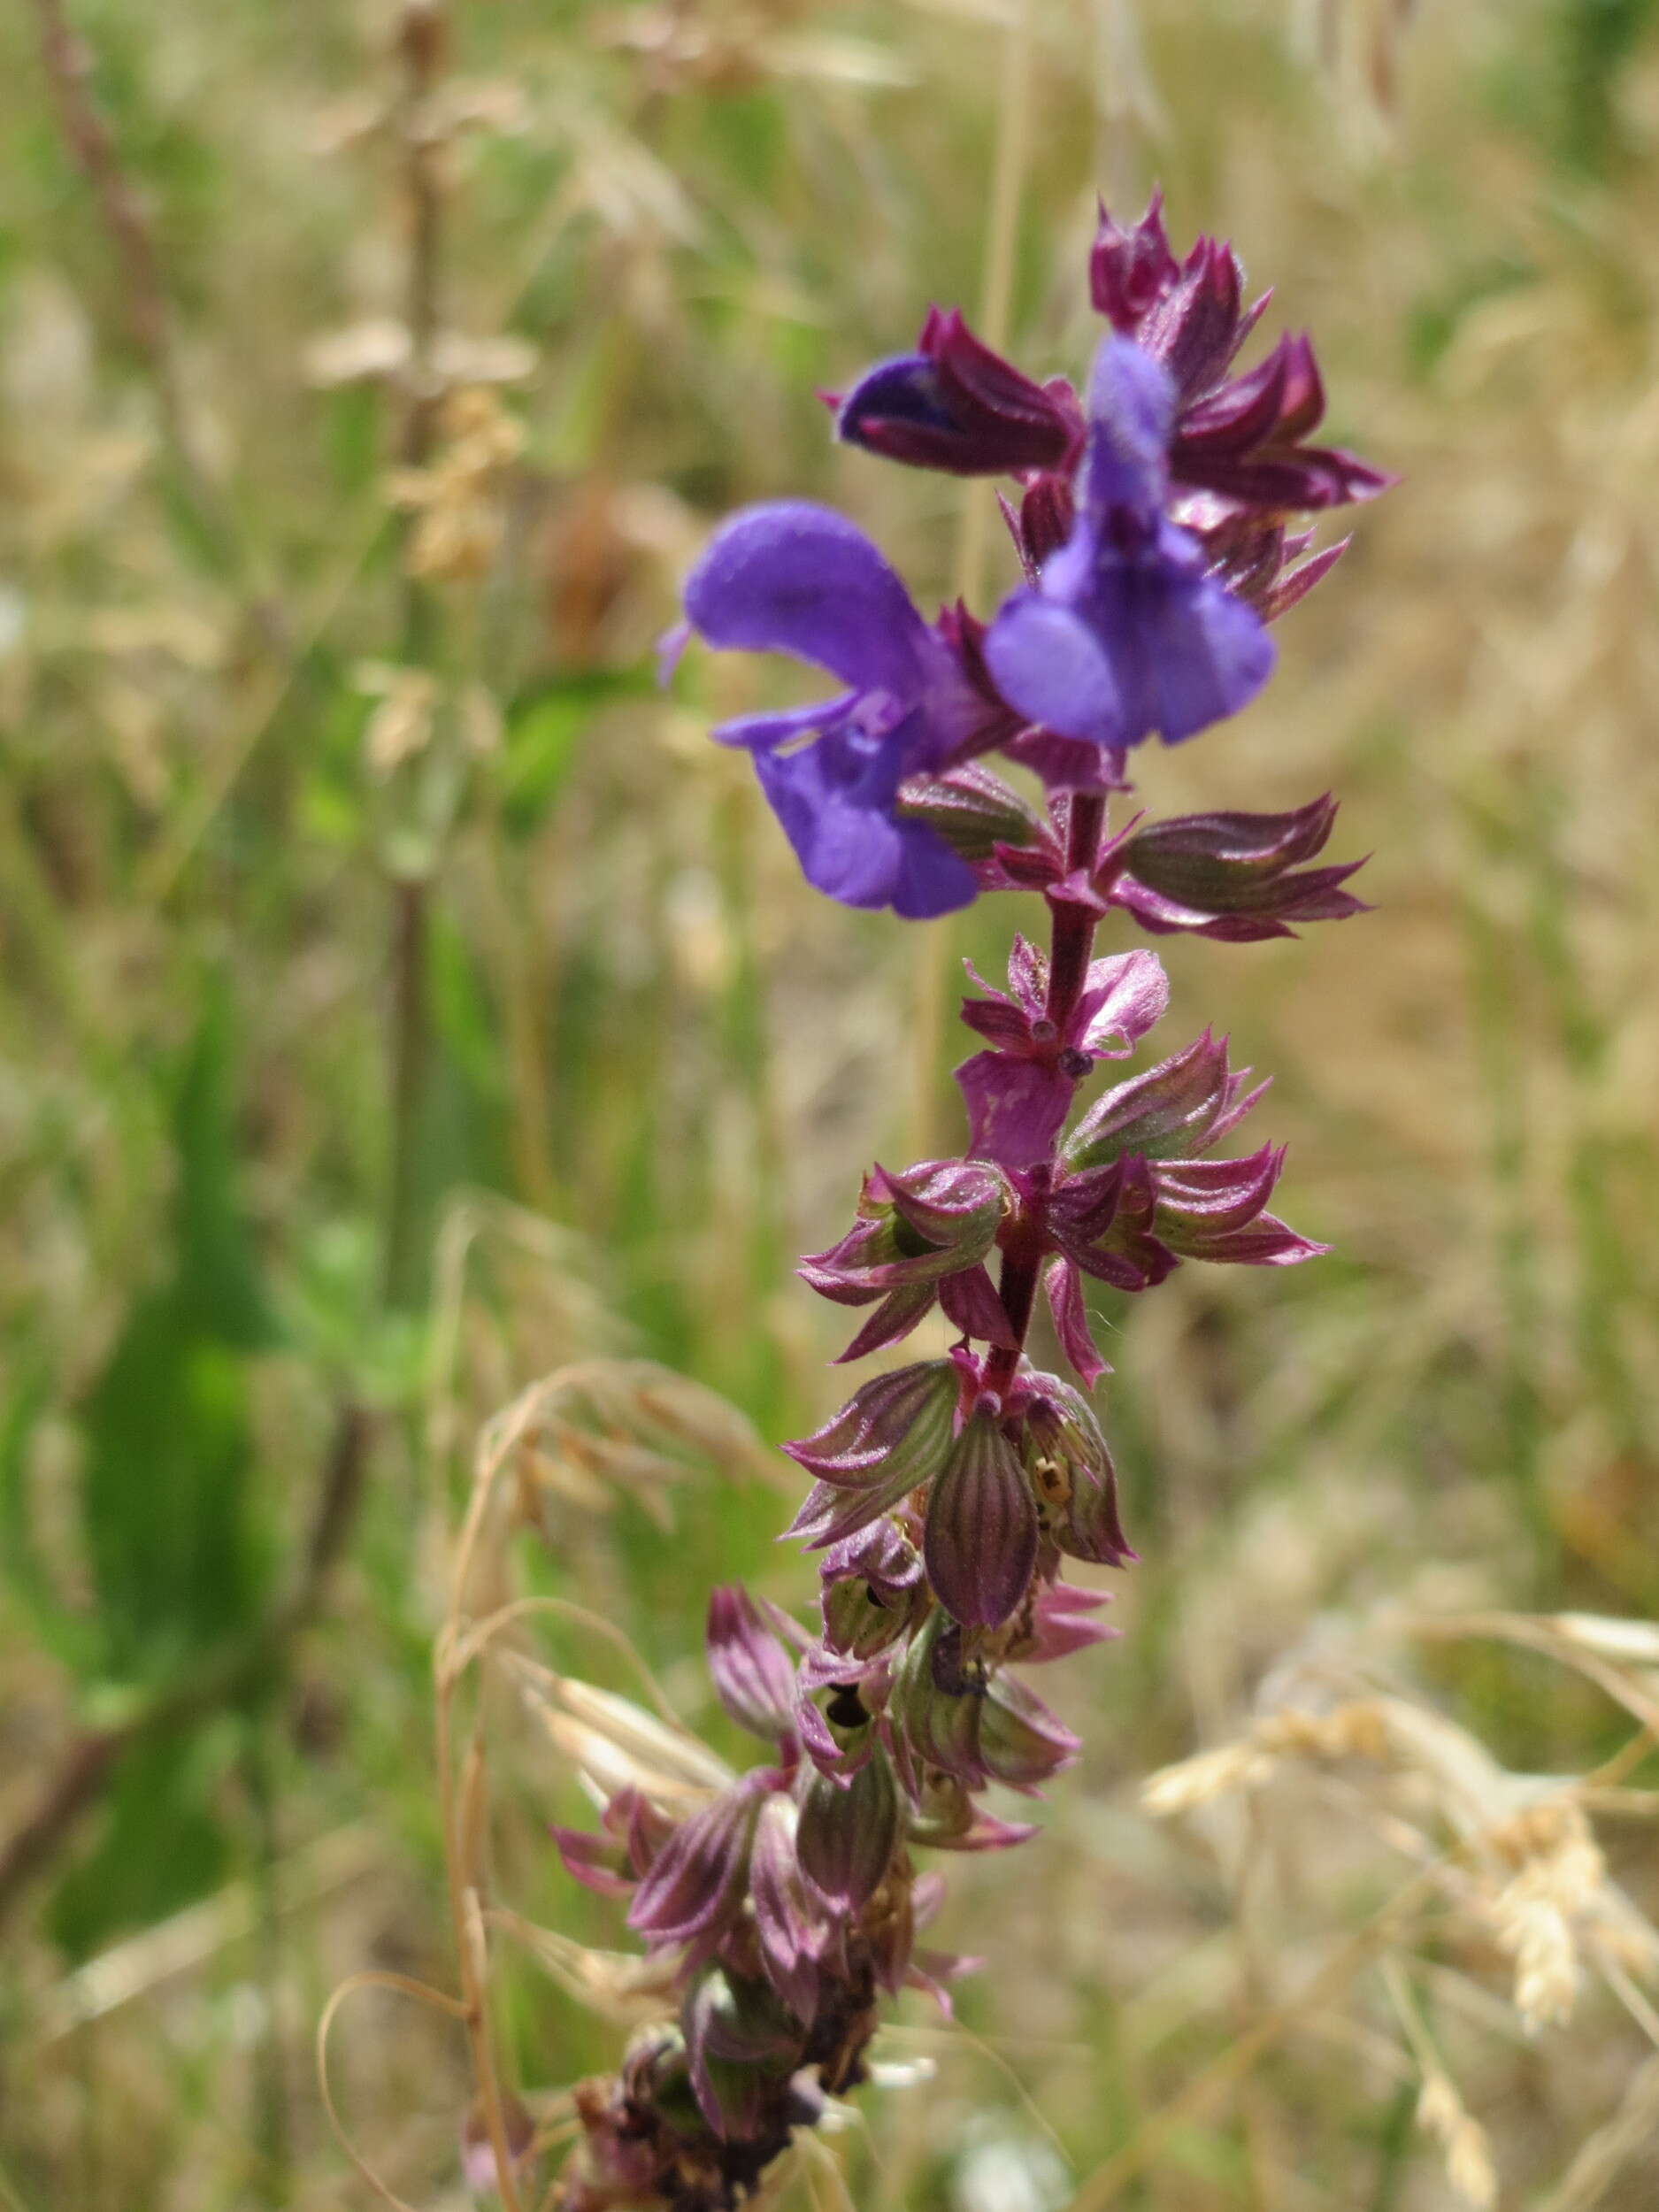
[835,307,1079,478]
[749,1796,827,2023]
[888,1612,987,1797]
[819,1519,924,1661]
[795,1746,902,1912]
[1090,191,1181,333]
[897,762,1045,870]
[923,1404,1039,1631]
[683,1967,800,2139]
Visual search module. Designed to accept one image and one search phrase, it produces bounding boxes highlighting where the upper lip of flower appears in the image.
[980,337,1278,755]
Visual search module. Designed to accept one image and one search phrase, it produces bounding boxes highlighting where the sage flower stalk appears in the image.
[548,195,1389,2212]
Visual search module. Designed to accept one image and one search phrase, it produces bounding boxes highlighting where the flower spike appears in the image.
[558,188,1389,2211]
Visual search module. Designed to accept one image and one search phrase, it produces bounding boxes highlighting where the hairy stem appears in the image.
[1045,793,1108,1022]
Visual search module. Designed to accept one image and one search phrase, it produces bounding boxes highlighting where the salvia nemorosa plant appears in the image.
[549,195,1392,2211]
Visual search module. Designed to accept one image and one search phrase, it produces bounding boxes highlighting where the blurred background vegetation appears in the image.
[2,0,1658,2207]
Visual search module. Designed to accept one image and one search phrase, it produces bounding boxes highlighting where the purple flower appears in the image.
[984,338,1276,757]
[834,305,1080,477]
[682,501,997,918]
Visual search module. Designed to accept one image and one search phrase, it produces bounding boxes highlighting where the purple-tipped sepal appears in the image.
[1173,329,1394,512]
[1011,1580,1120,1663]
[979,1671,1080,1794]
[706,1585,801,1744]
[896,761,1046,875]
[1018,1374,1137,1568]
[1063,1029,1266,1171]
[627,1778,765,1960]
[818,1519,926,1662]
[784,1360,959,1548]
[798,1159,1011,1361]
[1103,795,1368,940]
[1152,1144,1328,1267]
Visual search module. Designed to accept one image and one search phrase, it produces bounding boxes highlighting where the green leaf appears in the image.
[0,1361,96,1673]
[75,983,277,1680]
[497,674,645,838]
[48,1731,235,1961]
[172,986,274,1349]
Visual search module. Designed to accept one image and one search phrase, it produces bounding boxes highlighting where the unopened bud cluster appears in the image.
[551,197,1388,2211]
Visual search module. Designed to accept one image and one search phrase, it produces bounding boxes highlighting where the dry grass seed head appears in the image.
[1416,2070,1500,2211]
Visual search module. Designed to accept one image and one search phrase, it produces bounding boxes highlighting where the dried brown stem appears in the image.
[27,0,289,655]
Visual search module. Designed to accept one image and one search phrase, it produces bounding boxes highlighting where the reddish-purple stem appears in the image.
[980,789,1106,1396]
[1044,792,1107,1025]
